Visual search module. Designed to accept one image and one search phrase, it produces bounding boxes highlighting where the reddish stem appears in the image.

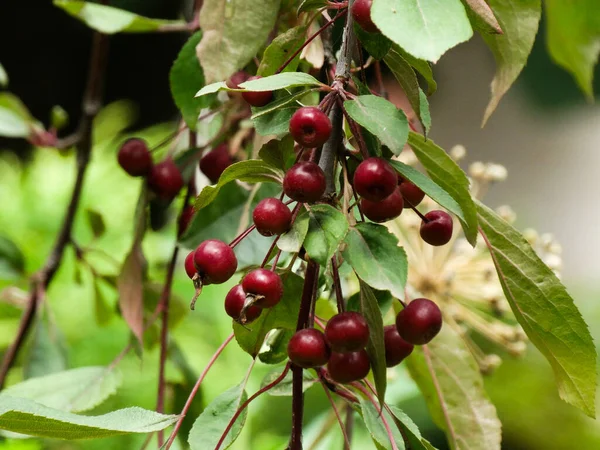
[215,363,291,450]
[229,225,256,248]
[319,379,352,449]
[163,333,235,450]
[275,9,349,75]
[331,255,345,313]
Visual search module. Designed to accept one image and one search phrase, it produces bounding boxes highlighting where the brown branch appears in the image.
[0,31,109,390]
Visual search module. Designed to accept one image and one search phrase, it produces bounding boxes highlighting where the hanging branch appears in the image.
[0,30,109,390]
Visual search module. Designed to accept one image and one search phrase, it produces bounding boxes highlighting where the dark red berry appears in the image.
[287,328,330,368]
[118,138,152,177]
[200,144,234,184]
[184,251,197,279]
[353,157,397,202]
[420,210,453,246]
[283,162,326,203]
[253,198,293,236]
[327,349,371,384]
[351,0,379,33]
[226,71,249,89]
[225,284,261,324]
[398,179,425,208]
[289,107,332,148]
[325,312,370,353]
[395,298,442,345]
[179,205,196,234]
[241,76,273,107]
[193,239,238,284]
[148,158,184,199]
[360,187,404,223]
[384,325,414,367]
[242,269,284,308]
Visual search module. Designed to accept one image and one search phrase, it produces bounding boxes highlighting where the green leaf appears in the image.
[261,367,317,396]
[545,0,600,100]
[170,31,211,130]
[344,95,409,156]
[406,324,501,450]
[387,405,439,450]
[253,106,296,137]
[194,160,284,210]
[388,160,465,223]
[383,49,423,130]
[354,24,393,60]
[3,367,121,414]
[389,45,437,95]
[197,0,281,83]
[462,0,503,34]
[0,93,37,138]
[251,90,314,122]
[298,0,327,15]
[480,0,541,125]
[53,1,185,34]
[0,62,8,88]
[258,26,307,76]
[0,396,178,439]
[342,223,407,300]
[407,132,478,246]
[188,384,248,450]
[418,89,432,134]
[196,72,323,97]
[258,329,294,364]
[477,202,597,417]
[85,209,106,239]
[359,397,403,450]
[258,135,295,171]
[358,281,387,404]
[233,273,304,357]
[303,205,349,267]
[277,211,309,253]
[24,308,68,380]
[371,0,473,62]
[0,235,25,280]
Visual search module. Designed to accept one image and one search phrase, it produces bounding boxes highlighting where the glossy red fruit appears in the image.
[200,144,234,184]
[253,198,293,236]
[193,239,237,284]
[148,158,184,199]
[360,187,404,223]
[289,107,332,148]
[325,312,370,353]
[118,138,152,177]
[179,205,196,234]
[383,324,414,367]
[224,284,262,324]
[420,210,453,246]
[226,71,249,89]
[283,162,326,203]
[184,251,197,279]
[242,269,284,308]
[395,298,442,345]
[353,157,397,202]
[351,0,379,33]
[241,76,273,107]
[287,328,330,368]
[398,179,425,208]
[327,349,371,384]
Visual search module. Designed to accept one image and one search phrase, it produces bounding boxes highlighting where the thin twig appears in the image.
[0,30,109,390]
[319,380,352,450]
[163,333,235,450]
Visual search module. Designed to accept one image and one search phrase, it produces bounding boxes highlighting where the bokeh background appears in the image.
[0,1,599,449]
